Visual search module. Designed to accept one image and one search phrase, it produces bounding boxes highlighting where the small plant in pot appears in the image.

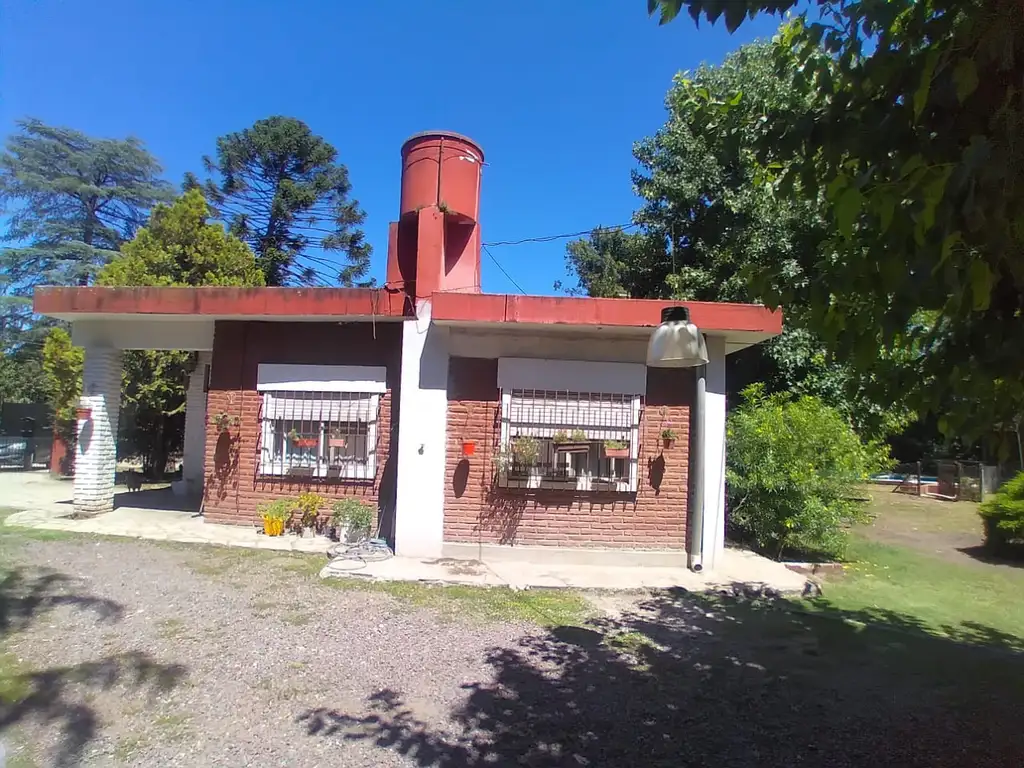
[257,499,291,537]
[603,439,629,459]
[331,498,374,543]
[509,435,541,476]
[661,428,677,449]
[295,491,326,537]
[210,412,240,432]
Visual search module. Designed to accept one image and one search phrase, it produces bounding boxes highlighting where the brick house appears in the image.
[34,131,781,572]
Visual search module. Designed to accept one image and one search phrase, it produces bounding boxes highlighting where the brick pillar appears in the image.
[74,347,122,516]
[181,350,211,494]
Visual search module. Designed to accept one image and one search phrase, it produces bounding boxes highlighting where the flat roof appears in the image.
[33,286,782,351]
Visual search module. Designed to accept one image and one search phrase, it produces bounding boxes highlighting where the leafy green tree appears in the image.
[647,0,1024,448]
[187,116,371,287]
[727,384,890,560]
[0,118,172,406]
[97,190,264,474]
[564,42,911,439]
[42,327,84,427]
[978,472,1024,555]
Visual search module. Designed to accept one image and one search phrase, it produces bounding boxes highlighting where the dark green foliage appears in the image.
[0,118,172,406]
[190,116,371,287]
[978,472,1024,555]
[564,43,912,439]
[647,0,1024,450]
[726,385,890,559]
[0,118,172,290]
[97,191,264,474]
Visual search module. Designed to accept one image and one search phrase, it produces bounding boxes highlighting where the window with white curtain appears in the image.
[256,364,385,481]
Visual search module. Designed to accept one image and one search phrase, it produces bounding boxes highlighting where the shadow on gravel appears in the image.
[0,567,188,767]
[298,587,1024,767]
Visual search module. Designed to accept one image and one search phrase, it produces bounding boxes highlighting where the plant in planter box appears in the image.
[603,440,629,459]
[210,412,240,432]
[257,499,291,537]
[661,428,677,448]
[511,436,540,468]
[295,491,326,536]
[331,498,374,543]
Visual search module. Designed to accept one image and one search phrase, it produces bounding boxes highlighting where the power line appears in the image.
[482,222,638,248]
[483,244,527,295]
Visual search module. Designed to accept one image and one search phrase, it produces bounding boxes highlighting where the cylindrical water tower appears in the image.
[392,131,484,295]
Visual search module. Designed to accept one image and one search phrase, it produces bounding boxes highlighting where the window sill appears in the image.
[258,465,375,482]
[499,473,633,494]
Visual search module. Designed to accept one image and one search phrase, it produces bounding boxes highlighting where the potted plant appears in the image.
[511,436,540,468]
[257,499,291,537]
[553,428,590,454]
[603,440,629,459]
[75,406,92,420]
[295,491,326,537]
[331,498,374,543]
[461,439,476,457]
[210,412,240,432]
[327,430,348,449]
[661,428,677,449]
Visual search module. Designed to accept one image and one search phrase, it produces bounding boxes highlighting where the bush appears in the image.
[331,498,374,540]
[978,472,1024,555]
[726,384,890,560]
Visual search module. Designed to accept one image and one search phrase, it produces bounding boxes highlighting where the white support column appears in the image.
[178,350,211,496]
[74,347,122,516]
[700,335,727,570]
[394,300,450,558]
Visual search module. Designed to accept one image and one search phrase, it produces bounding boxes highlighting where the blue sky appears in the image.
[1,1,781,295]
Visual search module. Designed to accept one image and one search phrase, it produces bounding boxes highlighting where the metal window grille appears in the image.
[500,388,641,492]
[259,390,378,480]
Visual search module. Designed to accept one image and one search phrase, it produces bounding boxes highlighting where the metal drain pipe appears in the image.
[688,363,707,572]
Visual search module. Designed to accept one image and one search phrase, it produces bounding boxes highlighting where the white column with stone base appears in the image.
[178,350,211,496]
[74,347,122,516]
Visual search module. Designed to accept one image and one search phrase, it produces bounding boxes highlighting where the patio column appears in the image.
[74,346,122,516]
[699,335,727,570]
[179,350,211,495]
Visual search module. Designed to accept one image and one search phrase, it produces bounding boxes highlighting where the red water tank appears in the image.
[400,131,483,223]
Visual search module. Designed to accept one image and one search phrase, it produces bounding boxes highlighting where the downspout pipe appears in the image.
[688,360,707,572]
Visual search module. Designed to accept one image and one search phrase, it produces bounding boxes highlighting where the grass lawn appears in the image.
[807,487,1024,651]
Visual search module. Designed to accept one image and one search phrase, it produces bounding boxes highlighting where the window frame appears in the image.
[255,364,386,482]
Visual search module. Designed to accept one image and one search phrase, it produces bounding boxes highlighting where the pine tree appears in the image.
[187,116,371,287]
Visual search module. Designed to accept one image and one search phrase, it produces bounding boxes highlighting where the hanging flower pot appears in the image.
[462,440,476,457]
[661,429,677,449]
[75,407,92,420]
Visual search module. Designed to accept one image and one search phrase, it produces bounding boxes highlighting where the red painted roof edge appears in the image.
[33,286,410,318]
[429,292,782,334]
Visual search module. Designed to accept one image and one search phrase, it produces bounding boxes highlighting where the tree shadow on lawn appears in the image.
[297,587,1024,767]
[958,544,1024,570]
[0,567,187,767]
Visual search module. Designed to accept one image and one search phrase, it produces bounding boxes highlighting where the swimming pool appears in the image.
[871,472,939,484]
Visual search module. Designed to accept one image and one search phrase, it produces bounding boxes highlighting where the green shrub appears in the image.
[726,384,890,560]
[331,498,374,539]
[257,499,291,522]
[978,472,1024,554]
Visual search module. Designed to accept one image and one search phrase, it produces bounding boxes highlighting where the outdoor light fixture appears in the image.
[646,306,708,368]
[647,305,708,573]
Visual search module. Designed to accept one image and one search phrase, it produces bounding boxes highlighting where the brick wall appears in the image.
[202,321,402,530]
[444,358,693,549]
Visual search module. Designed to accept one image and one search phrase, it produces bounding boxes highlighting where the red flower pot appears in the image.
[462,441,476,457]
[75,407,92,420]
[292,438,318,448]
[662,437,676,449]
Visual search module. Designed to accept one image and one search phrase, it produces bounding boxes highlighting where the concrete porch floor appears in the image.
[0,471,808,593]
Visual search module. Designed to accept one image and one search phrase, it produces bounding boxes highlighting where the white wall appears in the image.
[180,351,211,495]
[393,302,450,558]
[72,318,214,351]
[700,335,727,570]
[449,327,648,363]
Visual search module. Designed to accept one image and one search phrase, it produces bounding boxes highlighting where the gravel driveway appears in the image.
[3,529,1024,767]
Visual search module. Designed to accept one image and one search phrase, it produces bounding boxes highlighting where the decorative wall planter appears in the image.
[662,438,676,449]
[461,440,476,457]
[75,407,92,420]
[328,437,347,448]
[603,446,629,459]
[292,438,318,449]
